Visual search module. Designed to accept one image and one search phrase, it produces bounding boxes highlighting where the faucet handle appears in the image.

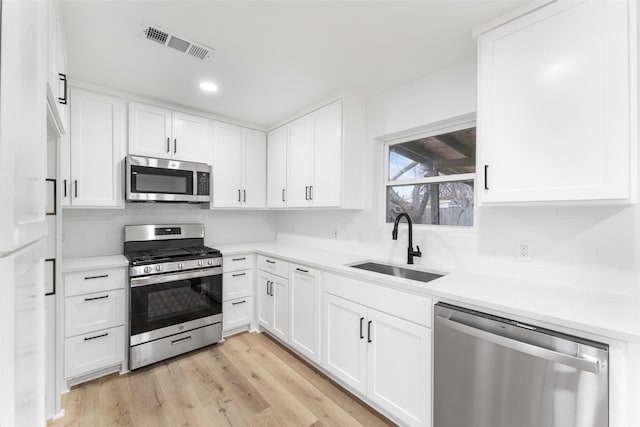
[415,245,422,257]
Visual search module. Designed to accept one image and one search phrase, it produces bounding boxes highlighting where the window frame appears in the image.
[381,115,477,228]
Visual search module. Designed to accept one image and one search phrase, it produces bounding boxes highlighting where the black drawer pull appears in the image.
[367,321,373,343]
[232,257,246,261]
[265,259,276,264]
[84,274,108,280]
[171,336,191,346]
[232,272,246,277]
[84,332,108,341]
[63,179,67,197]
[84,294,109,302]
[359,317,364,339]
[305,186,309,200]
[232,300,247,306]
[295,268,309,273]
[282,188,286,202]
[484,164,489,190]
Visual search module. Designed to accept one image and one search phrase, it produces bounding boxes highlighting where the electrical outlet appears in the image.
[331,228,338,239]
[516,242,532,261]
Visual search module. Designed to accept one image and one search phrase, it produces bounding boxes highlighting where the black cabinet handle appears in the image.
[367,321,372,343]
[84,274,108,280]
[360,317,365,339]
[231,257,246,261]
[74,180,78,198]
[58,73,67,104]
[84,332,108,341]
[63,179,67,198]
[484,164,489,190]
[243,189,246,202]
[282,188,285,202]
[238,189,241,202]
[166,137,170,153]
[305,186,309,200]
[232,300,247,306]
[309,185,313,201]
[265,259,276,264]
[295,267,309,273]
[232,272,246,277]
[268,281,274,296]
[84,294,109,302]
[174,138,177,154]
[266,280,270,295]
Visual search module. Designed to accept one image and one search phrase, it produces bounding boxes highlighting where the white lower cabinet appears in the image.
[323,274,432,427]
[222,253,254,334]
[257,270,289,342]
[289,264,321,363]
[64,325,125,379]
[223,298,253,331]
[64,289,124,337]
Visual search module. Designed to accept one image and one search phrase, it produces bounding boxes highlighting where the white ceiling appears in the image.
[60,0,526,129]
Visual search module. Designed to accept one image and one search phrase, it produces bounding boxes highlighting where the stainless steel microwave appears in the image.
[126,155,211,203]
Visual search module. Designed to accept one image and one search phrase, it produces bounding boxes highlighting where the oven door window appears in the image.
[131,165,193,195]
[130,274,222,336]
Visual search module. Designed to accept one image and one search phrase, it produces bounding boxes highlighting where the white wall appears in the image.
[62,205,276,258]
[276,58,640,297]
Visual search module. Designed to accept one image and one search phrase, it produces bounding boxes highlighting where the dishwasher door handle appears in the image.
[435,316,601,374]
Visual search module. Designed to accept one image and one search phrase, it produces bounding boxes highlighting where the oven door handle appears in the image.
[130,268,221,287]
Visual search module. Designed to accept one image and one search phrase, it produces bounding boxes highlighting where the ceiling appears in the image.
[60,0,526,129]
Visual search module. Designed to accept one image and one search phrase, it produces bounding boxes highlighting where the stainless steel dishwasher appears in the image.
[434,303,608,427]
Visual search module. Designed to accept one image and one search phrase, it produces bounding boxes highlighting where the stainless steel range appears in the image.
[124,224,222,370]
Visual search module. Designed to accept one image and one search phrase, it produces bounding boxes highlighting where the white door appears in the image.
[242,128,266,208]
[69,88,126,207]
[477,0,633,203]
[211,122,243,207]
[311,100,342,207]
[256,272,274,331]
[323,294,367,394]
[128,102,172,159]
[286,115,313,207]
[271,276,289,342]
[289,266,321,363]
[171,112,211,164]
[367,309,431,427]
[267,126,288,208]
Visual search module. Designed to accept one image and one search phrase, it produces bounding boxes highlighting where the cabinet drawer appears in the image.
[223,254,253,272]
[223,269,252,301]
[257,255,289,278]
[65,268,126,297]
[223,297,253,331]
[64,325,125,379]
[65,289,125,337]
[324,273,432,327]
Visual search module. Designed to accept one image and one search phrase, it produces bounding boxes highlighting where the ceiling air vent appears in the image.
[142,24,213,60]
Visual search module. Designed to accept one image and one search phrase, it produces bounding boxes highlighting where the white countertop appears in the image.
[217,242,640,344]
[62,254,129,273]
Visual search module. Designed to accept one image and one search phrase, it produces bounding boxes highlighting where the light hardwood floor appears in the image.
[48,332,395,427]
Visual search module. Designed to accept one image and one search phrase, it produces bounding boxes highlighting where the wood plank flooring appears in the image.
[48,332,395,427]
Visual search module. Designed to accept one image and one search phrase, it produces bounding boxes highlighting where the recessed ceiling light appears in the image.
[199,81,218,92]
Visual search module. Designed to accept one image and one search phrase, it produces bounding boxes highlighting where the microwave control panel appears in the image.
[197,172,210,196]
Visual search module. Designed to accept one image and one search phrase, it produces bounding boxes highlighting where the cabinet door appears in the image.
[69,88,126,207]
[64,325,124,379]
[256,272,274,331]
[46,1,67,135]
[367,309,431,427]
[222,269,253,301]
[267,126,288,208]
[64,289,125,337]
[128,102,172,159]
[323,294,367,394]
[478,0,634,203]
[311,100,342,207]
[287,115,313,207]
[223,297,253,332]
[211,122,243,207]
[271,276,289,342]
[289,266,321,363]
[242,128,267,208]
[171,112,211,163]
[60,131,71,207]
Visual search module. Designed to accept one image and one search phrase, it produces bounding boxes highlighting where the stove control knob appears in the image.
[178,263,184,269]
[144,266,152,274]
[198,260,204,267]
[208,259,214,265]
[156,265,162,272]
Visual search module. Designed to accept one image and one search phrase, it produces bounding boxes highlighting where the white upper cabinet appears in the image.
[66,88,126,208]
[476,0,637,204]
[211,122,266,209]
[266,126,288,208]
[269,95,366,209]
[46,0,67,135]
[128,102,211,164]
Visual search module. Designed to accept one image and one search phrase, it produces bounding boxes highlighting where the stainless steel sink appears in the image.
[350,262,444,283]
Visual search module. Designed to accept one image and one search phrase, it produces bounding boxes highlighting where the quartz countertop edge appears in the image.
[62,255,129,273]
[217,242,640,344]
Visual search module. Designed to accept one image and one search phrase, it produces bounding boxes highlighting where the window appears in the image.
[384,124,476,226]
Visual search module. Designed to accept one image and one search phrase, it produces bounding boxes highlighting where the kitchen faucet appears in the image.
[392,213,422,264]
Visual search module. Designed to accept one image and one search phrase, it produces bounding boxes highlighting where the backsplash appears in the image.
[62,204,277,258]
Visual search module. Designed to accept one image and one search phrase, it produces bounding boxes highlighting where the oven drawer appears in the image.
[65,289,125,337]
[223,269,253,301]
[223,254,253,272]
[65,325,125,379]
[257,255,289,278]
[223,297,253,331]
[65,268,126,297]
